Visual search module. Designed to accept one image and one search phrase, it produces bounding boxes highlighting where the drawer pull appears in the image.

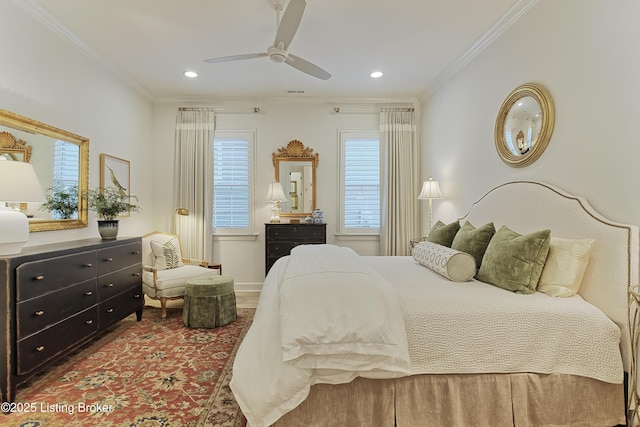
[35,310,45,316]
[134,272,141,277]
[107,308,114,313]
[36,346,45,352]
[106,283,114,288]
[85,263,93,268]
[133,250,140,254]
[85,320,93,325]
[34,275,44,281]
[134,294,141,298]
[85,291,93,296]
[106,258,113,262]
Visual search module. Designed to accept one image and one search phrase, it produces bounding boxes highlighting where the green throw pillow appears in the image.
[476,225,551,294]
[451,221,496,271]
[427,220,460,247]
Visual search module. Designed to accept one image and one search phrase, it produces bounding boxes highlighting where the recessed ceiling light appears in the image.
[370,71,383,78]
[184,71,198,78]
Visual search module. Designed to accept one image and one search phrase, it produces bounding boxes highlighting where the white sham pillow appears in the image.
[537,237,594,297]
[412,241,476,282]
[150,237,185,270]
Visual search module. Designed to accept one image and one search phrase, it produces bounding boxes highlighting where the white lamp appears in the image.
[417,177,443,236]
[265,182,287,223]
[0,161,46,255]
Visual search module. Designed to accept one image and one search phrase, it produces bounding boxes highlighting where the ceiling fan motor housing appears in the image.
[267,45,288,63]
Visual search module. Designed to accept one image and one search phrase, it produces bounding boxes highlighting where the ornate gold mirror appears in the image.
[0,109,89,232]
[494,83,555,167]
[272,140,318,218]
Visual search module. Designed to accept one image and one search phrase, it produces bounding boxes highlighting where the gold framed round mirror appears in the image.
[494,82,554,167]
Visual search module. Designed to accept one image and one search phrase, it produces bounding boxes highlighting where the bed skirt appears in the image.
[273,373,626,427]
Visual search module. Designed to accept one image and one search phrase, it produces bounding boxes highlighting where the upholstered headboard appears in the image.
[459,181,639,373]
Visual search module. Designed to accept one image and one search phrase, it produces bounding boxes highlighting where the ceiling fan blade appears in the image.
[285,53,331,80]
[274,0,306,49]
[204,53,267,63]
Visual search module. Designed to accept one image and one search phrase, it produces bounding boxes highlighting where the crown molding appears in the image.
[13,0,154,101]
[417,0,539,102]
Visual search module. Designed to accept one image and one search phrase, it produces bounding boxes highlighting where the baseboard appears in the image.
[233,282,263,292]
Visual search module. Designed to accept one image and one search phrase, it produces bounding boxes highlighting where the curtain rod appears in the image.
[178,107,263,114]
[178,107,217,111]
[381,107,415,112]
[331,107,415,114]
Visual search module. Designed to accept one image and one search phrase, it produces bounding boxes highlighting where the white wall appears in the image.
[0,1,154,246]
[151,101,382,289]
[421,0,640,232]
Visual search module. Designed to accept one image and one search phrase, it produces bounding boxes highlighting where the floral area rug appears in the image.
[6,306,253,426]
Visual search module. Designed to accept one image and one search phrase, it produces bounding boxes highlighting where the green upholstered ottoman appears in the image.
[183,274,237,328]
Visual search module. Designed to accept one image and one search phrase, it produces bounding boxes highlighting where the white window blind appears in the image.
[53,140,79,189]
[213,132,254,233]
[340,132,380,233]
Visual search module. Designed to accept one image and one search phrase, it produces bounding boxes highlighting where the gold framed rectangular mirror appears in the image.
[272,140,318,219]
[0,109,89,232]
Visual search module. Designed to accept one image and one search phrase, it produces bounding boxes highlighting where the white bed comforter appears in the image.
[230,245,411,427]
[230,246,623,427]
[368,256,623,381]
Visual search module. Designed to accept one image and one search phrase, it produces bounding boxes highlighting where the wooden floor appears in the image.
[236,291,260,308]
[144,291,259,310]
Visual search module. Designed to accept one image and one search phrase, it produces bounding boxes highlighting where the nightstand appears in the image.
[410,238,426,253]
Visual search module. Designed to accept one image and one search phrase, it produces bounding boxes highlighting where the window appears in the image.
[53,140,79,189]
[339,131,380,234]
[51,140,80,219]
[213,131,255,234]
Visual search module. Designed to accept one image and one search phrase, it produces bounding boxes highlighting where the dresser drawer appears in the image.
[97,241,142,275]
[266,224,326,241]
[17,306,99,375]
[266,241,300,257]
[16,279,98,339]
[16,251,98,301]
[98,286,143,329]
[98,264,142,301]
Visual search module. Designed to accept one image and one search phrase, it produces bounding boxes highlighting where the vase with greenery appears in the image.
[40,185,79,219]
[85,186,140,239]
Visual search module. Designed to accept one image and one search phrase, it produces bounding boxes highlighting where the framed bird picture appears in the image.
[100,153,131,217]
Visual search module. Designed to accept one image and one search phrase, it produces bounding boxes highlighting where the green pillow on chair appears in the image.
[427,220,460,247]
[476,225,551,294]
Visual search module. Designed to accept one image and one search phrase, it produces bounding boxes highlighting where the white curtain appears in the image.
[380,109,420,256]
[174,108,215,261]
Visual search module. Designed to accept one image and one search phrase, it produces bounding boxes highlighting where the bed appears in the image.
[231,181,640,427]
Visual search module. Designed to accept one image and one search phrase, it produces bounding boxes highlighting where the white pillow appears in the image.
[537,237,594,297]
[412,241,476,282]
[150,237,185,270]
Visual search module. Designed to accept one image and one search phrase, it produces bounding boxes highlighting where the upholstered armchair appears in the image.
[141,231,211,319]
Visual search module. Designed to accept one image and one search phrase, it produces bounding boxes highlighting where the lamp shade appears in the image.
[417,177,443,200]
[0,161,46,255]
[0,161,46,202]
[265,182,287,202]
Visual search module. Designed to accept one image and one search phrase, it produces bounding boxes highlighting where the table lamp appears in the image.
[417,177,443,236]
[265,182,287,223]
[0,161,46,255]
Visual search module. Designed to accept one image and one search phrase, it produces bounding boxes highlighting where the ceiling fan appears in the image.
[204,0,331,80]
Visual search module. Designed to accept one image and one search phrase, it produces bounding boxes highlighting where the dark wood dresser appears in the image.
[265,223,326,275]
[0,237,143,403]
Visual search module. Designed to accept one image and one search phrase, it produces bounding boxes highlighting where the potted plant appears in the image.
[40,185,79,219]
[85,186,140,240]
